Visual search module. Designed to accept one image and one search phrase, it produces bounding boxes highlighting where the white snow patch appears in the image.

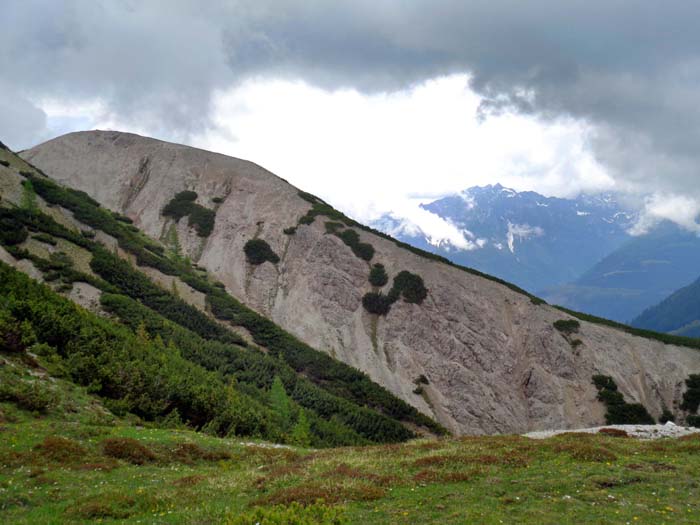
[576,211,590,216]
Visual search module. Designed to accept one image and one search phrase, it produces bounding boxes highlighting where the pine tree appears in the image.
[290,408,311,447]
[269,375,293,433]
[21,180,38,213]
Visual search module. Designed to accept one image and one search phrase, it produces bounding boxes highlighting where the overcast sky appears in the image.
[2,1,700,239]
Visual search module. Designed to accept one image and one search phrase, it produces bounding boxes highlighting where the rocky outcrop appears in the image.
[22,131,700,434]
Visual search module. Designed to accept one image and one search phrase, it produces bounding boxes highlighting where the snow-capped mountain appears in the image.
[372,184,638,294]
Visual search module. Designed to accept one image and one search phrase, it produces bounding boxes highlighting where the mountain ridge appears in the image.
[17,130,700,434]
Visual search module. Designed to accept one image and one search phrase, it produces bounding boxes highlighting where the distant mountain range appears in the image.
[632,275,700,337]
[373,184,700,324]
[545,222,700,323]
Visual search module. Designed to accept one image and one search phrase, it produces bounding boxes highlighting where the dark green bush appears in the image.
[391,271,427,304]
[244,239,280,265]
[32,233,57,246]
[162,191,198,219]
[605,403,655,425]
[212,197,225,204]
[187,206,216,237]
[368,264,389,287]
[0,159,9,167]
[362,292,394,315]
[89,246,244,346]
[554,319,580,335]
[283,226,297,235]
[113,213,133,224]
[688,415,700,428]
[335,229,375,261]
[324,221,344,235]
[0,209,28,246]
[592,375,655,425]
[162,191,215,237]
[592,375,617,391]
[681,374,700,413]
[659,409,675,424]
[0,380,57,413]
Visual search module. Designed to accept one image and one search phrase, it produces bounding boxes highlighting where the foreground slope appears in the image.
[4,405,700,524]
[22,131,700,434]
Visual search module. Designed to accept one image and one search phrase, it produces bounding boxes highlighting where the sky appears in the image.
[2,0,700,240]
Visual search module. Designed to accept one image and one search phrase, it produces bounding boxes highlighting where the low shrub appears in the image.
[162,190,198,219]
[598,428,629,438]
[227,502,347,525]
[244,238,280,265]
[681,374,700,413]
[362,292,394,315]
[592,375,618,391]
[34,436,87,463]
[592,375,655,425]
[32,233,57,246]
[0,378,57,413]
[324,221,344,234]
[553,319,580,335]
[212,196,225,204]
[162,190,216,237]
[168,442,231,463]
[391,270,427,304]
[188,205,216,237]
[659,409,675,424]
[254,481,385,506]
[283,226,297,235]
[0,159,9,167]
[67,493,138,520]
[556,443,617,462]
[0,208,28,246]
[368,263,389,287]
[101,437,156,465]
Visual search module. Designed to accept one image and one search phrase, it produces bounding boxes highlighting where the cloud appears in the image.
[630,193,700,235]
[2,1,700,235]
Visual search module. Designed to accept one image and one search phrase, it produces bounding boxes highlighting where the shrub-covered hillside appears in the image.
[0,143,444,446]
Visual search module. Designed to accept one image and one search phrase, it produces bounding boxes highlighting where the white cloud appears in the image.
[35,73,700,242]
[630,193,700,235]
[190,74,614,240]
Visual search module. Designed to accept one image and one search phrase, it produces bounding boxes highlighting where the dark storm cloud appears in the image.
[2,0,700,197]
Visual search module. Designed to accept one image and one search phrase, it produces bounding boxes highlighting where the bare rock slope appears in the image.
[22,131,700,435]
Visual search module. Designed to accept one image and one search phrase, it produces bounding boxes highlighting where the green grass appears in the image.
[2,405,699,524]
[0,357,698,524]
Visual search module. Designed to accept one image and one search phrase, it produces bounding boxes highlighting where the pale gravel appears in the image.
[524,421,700,440]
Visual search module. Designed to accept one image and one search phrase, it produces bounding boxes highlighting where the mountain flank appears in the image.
[17,130,700,434]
